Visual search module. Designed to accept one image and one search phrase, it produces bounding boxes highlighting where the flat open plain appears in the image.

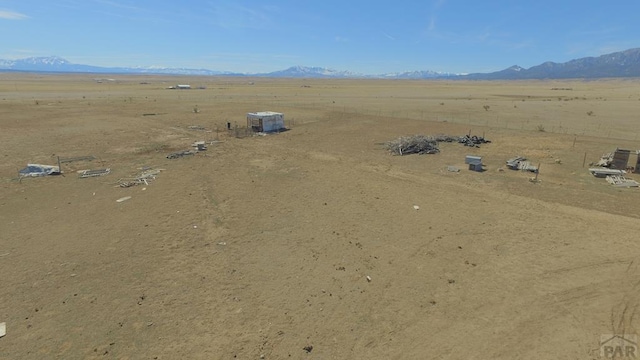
[1,73,640,359]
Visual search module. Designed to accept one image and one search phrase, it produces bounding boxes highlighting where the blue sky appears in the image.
[1,0,638,74]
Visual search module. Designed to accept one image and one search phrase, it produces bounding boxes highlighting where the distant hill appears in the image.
[0,56,236,76]
[2,48,640,79]
[464,48,640,79]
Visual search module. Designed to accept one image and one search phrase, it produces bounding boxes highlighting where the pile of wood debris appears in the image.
[117,168,164,188]
[385,135,440,155]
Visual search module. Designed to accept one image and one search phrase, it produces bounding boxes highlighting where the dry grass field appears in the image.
[1,73,640,359]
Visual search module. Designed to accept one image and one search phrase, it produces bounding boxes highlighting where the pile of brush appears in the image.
[385,135,440,155]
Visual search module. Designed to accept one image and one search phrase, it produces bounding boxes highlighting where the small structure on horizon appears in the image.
[246,111,285,133]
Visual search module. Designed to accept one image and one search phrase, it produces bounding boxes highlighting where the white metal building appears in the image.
[246,111,285,133]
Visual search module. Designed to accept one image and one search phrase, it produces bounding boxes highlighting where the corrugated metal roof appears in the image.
[247,111,283,116]
[465,155,482,164]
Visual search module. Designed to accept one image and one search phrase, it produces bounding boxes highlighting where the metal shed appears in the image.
[465,155,482,165]
[246,111,285,133]
[468,163,484,172]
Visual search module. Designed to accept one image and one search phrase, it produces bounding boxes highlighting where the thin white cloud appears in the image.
[335,36,349,43]
[475,31,491,42]
[564,24,633,59]
[201,52,300,61]
[509,40,534,50]
[565,42,635,59]
[200,51,302,71]
[207,3,276,29]
[423,24,531,52]
[574,26,621,37]
[594,45,628,55]
[0,49,40,59]
[91,0,143,12]
[83,0,175,25]
[427,15,436,32]
[382,32,395,41]
[425,0,446,32]
[0,9,29,20]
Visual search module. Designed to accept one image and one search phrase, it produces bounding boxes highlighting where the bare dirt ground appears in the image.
[1,74,640,359]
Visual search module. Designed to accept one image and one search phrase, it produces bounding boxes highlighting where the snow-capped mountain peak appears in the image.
[16,56,71,66]
[265,66,364,78]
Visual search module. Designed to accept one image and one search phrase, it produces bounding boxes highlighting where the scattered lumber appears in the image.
[606,175,639,187]
[385,135,440,155]
[78,168,111,178]
[385,133,492,156]
[117,169,163,188]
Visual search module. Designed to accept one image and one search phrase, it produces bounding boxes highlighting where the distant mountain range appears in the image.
[259,66,458,79]
[2,48,640,79]
[0,56,455,79]
[261,65,363,78]
[465,48,640,79]
[0,56,233,76]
